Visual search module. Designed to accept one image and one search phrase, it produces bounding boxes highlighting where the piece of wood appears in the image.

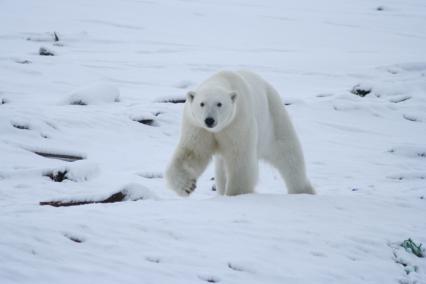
[40,191,126,207]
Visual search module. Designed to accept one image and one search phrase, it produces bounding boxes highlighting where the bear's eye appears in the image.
[217,102,222,107]
[200,102,205,107]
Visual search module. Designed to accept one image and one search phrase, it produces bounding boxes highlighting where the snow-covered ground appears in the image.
[1,0,426,283]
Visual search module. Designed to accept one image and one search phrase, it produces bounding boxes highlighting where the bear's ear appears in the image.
[230,91,237,103]
[187,91,196,102]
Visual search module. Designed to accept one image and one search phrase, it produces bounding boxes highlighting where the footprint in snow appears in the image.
[387,173,425,181]
[388,146,426,159]
[11,122,30,130]
[227,261,255,273]
[11,121,54,139]
[403,114,421,122]
[310,251,327,257]
[316,93,334,98]
[145,256,161,263]
[228,262,248,272]
[64,233,85,243]
[137,172,163,179]
[15,59,32,64]
[389,96,411,103]
[198,275,220,283]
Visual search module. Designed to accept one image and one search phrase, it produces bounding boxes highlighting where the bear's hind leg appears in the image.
[265,86,315,194]
[267,140,315,194]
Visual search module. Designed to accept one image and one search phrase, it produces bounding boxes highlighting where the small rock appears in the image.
[351,84,372,97]
[12,123,30,130]
[39,47,55,56]
[158,96,186,104]
[45,170,68,182]
[135,118,155,126]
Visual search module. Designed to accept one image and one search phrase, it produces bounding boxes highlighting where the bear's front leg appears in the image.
[214,156,227,195]
[165,127,214,197]
[165,154,197,196]
[223,141,258,196]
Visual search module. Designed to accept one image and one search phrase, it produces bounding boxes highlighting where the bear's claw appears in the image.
[177,178,196,196]
[184,179,197,195]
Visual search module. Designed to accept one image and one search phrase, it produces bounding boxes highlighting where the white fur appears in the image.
[165,70,315,196]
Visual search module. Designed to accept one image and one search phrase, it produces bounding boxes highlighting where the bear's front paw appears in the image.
[166,169,197,197]
[175,178,197,197]
[165,164,198,197]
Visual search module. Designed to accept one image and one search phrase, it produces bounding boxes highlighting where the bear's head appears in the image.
[186,87,237,132]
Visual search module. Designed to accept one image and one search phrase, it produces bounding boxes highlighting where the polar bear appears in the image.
[165,70,315,196]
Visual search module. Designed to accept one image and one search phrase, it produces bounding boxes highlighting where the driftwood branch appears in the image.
[40,191,126,207]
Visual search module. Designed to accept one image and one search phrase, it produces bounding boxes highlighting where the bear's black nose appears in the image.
[205,117,215,128]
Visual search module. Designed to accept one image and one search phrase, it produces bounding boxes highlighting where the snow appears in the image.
[45,160,100,182]
[65,83,120,105]
[0,0,425,283]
